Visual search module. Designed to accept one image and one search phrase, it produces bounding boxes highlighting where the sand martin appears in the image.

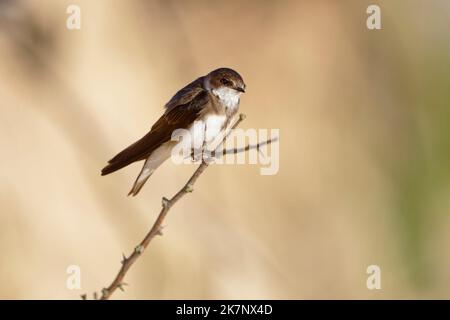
[101,68,246,196]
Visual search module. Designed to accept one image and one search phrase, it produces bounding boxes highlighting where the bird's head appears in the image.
[204,68,246,94]
[204,68,246,109]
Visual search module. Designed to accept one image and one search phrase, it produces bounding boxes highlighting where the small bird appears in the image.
[101,68,246,196]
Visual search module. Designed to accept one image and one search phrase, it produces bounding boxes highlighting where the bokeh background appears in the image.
[0,0,449,299]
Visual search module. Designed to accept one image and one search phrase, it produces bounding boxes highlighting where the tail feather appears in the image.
[126,144,172,196]
[101,161,131,176]
[128,168,153,196]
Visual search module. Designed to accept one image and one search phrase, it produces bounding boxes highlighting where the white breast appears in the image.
[212,87,241,111]
[182,114,227,150]
[205,114,227,142]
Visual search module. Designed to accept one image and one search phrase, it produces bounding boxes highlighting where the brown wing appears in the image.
[101,83,208,176]
[165,76,205,112]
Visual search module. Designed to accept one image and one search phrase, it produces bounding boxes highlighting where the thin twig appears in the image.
[97,113,273,300]
[215,137,278,158]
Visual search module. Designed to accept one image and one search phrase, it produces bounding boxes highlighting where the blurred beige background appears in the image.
[0,0,449,299]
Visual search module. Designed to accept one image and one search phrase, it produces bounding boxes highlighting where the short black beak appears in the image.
[236,86,246,93]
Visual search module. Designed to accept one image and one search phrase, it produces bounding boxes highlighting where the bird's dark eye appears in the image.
[220,78,231,86]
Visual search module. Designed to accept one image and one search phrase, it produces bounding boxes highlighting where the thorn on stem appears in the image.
[101,288,109,297]
[117,282,128,291]
[184,184,194,193]
[162,197,170,208]
[135,245,144,254]
[121,253,127,264]
[156,225,165,236]
[239,113,246,121]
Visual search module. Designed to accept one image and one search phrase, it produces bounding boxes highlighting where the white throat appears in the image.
[212,87,241,110]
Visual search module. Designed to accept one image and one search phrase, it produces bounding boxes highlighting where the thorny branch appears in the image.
[89,114,275,300]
